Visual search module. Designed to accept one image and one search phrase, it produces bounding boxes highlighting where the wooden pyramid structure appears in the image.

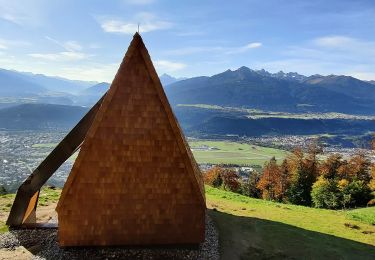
[6,33,205,246]
[56,33,206,246]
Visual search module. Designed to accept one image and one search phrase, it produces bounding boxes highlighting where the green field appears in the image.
[31,142,79,162]
[189,140,288,166]
[32,140,288,166]
[31,143,59,148]
[347,207,375,225]
[206,186,375,259]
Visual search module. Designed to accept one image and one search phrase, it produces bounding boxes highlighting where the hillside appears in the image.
[0,69,95,95]
[174,105,375,141]
[205,186,375,259]
[0,69,47,97]
[0,104,87,129]
[1,186,374,259]
[165,67,375,115]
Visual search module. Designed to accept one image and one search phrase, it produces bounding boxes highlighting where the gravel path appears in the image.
[0,214,219,260]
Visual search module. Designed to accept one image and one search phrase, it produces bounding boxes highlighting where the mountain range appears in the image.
[0,68,183,108]
[2,66,375,115]
[1,66,375,146]
[165,67,375,115]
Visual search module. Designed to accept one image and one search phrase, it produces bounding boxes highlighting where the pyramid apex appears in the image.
[133,31,142,39]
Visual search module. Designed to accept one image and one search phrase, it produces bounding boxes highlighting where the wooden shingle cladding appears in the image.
[56,33,206,246]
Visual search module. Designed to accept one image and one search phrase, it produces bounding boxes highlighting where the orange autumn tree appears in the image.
[257,157,291,201]
[275,159,291,201]
[257,157,280,200]
[221,168,241,192]
[204,166,240,192]
[204,166,223,188]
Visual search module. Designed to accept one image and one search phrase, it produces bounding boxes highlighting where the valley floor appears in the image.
[1,186,375,259]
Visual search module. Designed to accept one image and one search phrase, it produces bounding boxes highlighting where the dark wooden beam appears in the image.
[6,94,106,227]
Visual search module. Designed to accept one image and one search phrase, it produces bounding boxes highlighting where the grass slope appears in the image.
[206,186,375,259]
[346,207,375,226]
[189,140,288,166]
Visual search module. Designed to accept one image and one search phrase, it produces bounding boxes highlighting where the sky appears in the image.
[0,0,375,82]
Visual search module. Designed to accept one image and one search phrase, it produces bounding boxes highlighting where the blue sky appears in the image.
[0,0,374,82]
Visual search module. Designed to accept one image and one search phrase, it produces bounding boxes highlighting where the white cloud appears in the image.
[225,42,262,54]
[30,37,88,62]
[165,42,262,56]
[45,36,83,52]
[154,60,186,72]
[246,42,262,49]
[59,63,119,82]
[0,13,21,24]
[0,38,30,50]
[312,35,375,57]
[346,72,375,81]
[99,12,172,34]
[64,41,82,51]
[0,0,47,25]
[314,36,353,47]
[29,51,89,61]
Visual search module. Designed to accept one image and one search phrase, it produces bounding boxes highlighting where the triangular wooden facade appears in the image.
[56,33,206,246]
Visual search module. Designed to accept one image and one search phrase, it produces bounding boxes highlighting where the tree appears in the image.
[241,171,261,198]
[311,177,341,209]
[221,168,241,192]
[341,180,372,207]
[369,165,375,191]
[349,153,371,183]
[257,157,280,200]
[320,154,342,180]
[0,186,7,195]
[286,148,319,206]
[274,159,290,201]
[204,166,223,188]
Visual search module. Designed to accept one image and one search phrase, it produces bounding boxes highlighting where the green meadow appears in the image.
[32,140,288,166]
[189,140,288,166]
[206,186,375,259]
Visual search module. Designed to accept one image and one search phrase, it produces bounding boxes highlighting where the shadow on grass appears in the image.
[208,209,375,260]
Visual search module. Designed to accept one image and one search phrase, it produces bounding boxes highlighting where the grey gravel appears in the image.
[0,214,219,260]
